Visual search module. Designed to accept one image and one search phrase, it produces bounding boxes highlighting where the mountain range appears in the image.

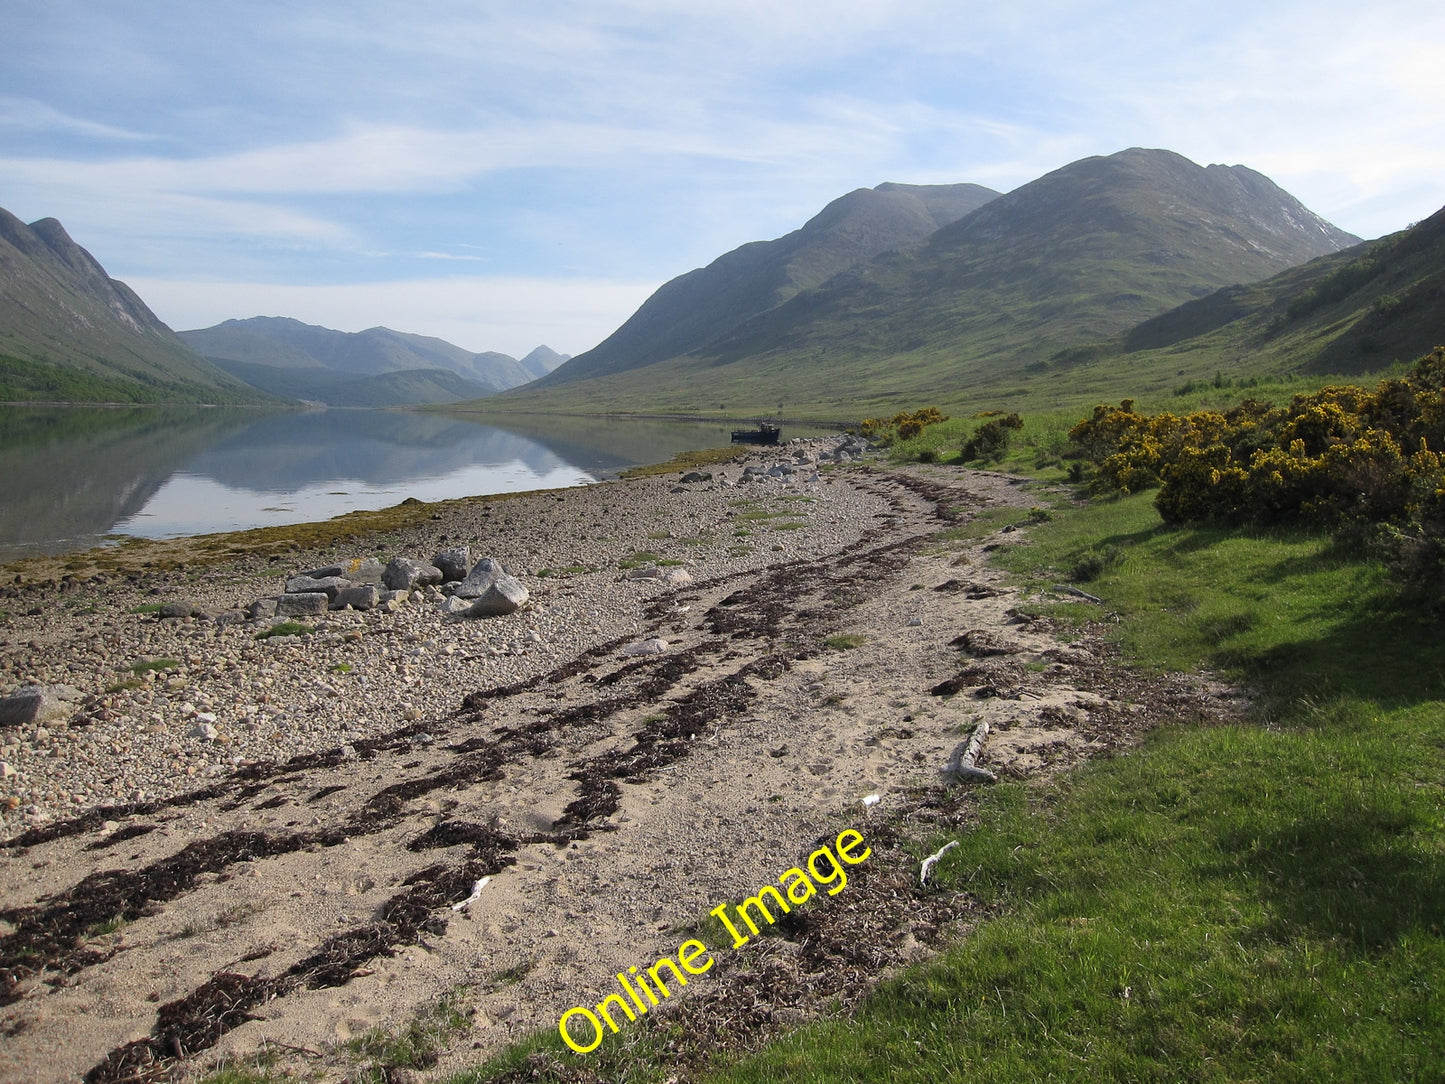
[178,317,567,407]
[503,148,1368,416]
[5,147,1439,417]
[0,207,564,406]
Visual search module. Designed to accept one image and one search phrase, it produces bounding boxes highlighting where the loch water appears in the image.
[0,406,819,560]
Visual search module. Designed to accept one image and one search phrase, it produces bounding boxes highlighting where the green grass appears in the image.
[127,657,180,674]
[255,621,315,640]
[824,633,868,651]
[345,991,471,1080]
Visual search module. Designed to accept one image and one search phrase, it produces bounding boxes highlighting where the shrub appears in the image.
[961,412,1024,463]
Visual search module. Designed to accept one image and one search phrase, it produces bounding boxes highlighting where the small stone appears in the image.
[621,638,669,656]
[189,721,219,741]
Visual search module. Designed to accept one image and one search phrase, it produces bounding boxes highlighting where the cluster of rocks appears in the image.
[157,547,532,628]
[678,434,874,489]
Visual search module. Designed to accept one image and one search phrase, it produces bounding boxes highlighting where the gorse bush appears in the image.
[961,412,1024,463]
[860,407,949,444]
[1070,346,1445,605]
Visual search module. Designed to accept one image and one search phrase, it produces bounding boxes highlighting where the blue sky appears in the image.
[2,1,1442,357]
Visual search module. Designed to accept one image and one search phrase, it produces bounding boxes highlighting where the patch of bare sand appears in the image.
[0,465,1243,1084]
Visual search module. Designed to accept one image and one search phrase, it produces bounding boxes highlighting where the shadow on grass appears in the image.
[1233,605,1445,710]
[1217,795,1445,954]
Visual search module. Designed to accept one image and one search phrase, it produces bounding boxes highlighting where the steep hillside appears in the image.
[180,317,568,405]
[1110,201,1445,381]
[492,150,1359,418]
[534,181,999,385]
[0,209,268,404]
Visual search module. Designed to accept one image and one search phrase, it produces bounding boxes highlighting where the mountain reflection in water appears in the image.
[0,407,788,559]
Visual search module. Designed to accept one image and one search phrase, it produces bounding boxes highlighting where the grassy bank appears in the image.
[711,494,1444,1082]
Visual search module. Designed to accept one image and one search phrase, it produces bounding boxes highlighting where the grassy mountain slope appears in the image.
[491,150,1358,419]
[532,181,1000,386]
[0,209,269,404]
[1104,201,1445,386]
[180,317,567,402]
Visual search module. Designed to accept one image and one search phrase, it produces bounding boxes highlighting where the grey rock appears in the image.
[158,601,197,619]
[275,592,329,617]
[454,557,506,599]
[299,564,346,579]
[0,686,74,730]
[331,585,379,611]
[247,598,278,621]
[462,572,529,617]
[432,545,471,582]
[342,557,387,585]
[680,471,713,484]
[438,595,472,615]
[621,638,669,656]
[285,574,351,598]
[213,609,249,629]
[383,557,443,591]
[189,720,219,741]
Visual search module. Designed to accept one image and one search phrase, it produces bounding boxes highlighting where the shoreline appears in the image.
[0,445,1198,1084]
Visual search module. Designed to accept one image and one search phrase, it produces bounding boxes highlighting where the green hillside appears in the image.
[0,208,271,404]
[486,150,1360,420]
[1097,202,1445,389]
[531,181,999,386]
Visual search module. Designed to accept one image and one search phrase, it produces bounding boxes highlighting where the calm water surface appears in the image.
[0,407,823,560]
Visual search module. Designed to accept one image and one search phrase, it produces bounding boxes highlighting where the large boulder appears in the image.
[343,557,387,585]
[331,585,379,611]
[382,557,444,591]
[462,570,529,618]
[0,686,77,729]
[432,545,471,582]
[285,574,350,599]
[453,557,506,600]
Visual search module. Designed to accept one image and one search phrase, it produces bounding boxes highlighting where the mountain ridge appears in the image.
[178,317,569,405]
[0,208,268,404]
[496,148,1362,417]
[534,180,1000,386]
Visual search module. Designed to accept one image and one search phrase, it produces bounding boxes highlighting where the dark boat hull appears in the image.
[730,423,781,446]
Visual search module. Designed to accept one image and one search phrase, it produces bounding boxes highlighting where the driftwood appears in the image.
[943,720,997,783]
[1052,584,1103,603]
[918,840,959,886]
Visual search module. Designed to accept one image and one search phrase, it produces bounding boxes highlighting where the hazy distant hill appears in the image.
[0,208,267,404]
[179,317,569,405]
[534,181,1000,386]
[497,149,1360,417]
